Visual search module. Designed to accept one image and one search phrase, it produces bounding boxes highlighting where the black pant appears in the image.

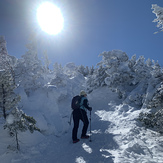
[72,109,89,141]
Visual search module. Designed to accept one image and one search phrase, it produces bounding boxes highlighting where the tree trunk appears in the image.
[15,131,20,150]
[2,84,6,119]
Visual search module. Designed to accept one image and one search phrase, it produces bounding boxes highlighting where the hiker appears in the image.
[72,90,92,143]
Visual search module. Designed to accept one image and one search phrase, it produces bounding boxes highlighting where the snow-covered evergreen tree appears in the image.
[43,50,50,71]
[0,36,16,84]
[96,50,163,132]
[50,62,65,87]
[86,65,108,93]
[97,50,163,110]
[99,50,131,98]
[4,108,40,150]
[89,65,95,75]
[0,36,20,119]
[14,40,45,96]
[152,4,163,33]
[53,62,63,75]
[0,70,20,119]
[0,37,41,151]
[63,62,78,78]
[78,65,90,77]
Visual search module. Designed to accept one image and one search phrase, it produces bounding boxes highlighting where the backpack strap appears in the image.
[80,96,87,111]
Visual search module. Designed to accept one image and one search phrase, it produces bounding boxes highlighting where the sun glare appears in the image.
[37,2,64,35]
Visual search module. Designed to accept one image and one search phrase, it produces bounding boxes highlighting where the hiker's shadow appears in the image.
[89,119,119,162]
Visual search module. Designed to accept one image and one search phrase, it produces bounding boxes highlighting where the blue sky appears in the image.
[0,0,163,67]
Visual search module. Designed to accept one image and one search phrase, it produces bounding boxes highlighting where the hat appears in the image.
[80,90,87,96]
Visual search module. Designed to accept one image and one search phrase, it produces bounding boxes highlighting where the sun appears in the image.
[37,2,64,35]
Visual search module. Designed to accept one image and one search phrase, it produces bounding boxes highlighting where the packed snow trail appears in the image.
[22,87,121,163]
[1,87,163,162]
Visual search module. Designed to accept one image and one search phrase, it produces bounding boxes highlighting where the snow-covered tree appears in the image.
[0,37,40,151]
[144,5,163,124]
[89,65,95,75]
[4,108,40,150]
[97,50,163,132]
[53,62,63,75]
[99,50,131,98]
[50,73,67,87]
[43,50,50,71]
[152,4,163,33]
[0,36,20,119]
[86,65,108,93]
[0,70,20,119]
[63,62,78,78]
[97,50,163,110]
[78,65,90,76]
[14,40,45,96]
[0,36,16,84]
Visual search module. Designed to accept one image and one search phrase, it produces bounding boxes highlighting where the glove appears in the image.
[88,107,92,111]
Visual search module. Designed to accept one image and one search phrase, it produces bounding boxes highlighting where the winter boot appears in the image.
[73,139,80,143]
[81,135,89,139]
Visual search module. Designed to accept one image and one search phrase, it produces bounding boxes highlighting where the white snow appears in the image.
[6,114,14,124]
[1,86,163,163]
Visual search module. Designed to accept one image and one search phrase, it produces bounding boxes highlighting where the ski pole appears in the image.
[89,111,92,142]
[68,111,73,125]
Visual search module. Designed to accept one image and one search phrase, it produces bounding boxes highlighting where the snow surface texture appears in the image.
[1,87,163,163]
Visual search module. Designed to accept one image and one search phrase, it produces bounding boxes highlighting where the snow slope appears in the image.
[1,87,163,163]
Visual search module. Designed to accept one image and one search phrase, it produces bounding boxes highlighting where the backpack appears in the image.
[71,95,82,110]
